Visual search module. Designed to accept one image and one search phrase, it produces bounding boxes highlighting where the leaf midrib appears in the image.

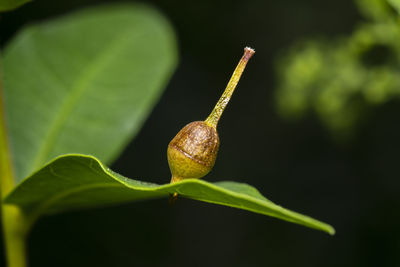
[28,29,136,175]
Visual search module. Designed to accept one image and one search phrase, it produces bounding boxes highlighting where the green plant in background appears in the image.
[1,3,334,267]
[275,0,400,137]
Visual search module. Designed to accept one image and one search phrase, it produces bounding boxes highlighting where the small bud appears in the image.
[167,47,255,184]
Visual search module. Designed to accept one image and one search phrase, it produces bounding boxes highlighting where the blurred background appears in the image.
[1,0,400,266]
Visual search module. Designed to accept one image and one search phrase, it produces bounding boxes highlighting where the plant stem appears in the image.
[1,207,28,267]
[205,47,255,128]
[0,62,28,267]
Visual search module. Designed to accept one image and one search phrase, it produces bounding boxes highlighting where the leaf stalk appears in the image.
[0,62,28,267]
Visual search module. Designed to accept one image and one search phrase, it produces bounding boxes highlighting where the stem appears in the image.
[205,47,255,128]
[1,207,28,267]
[0,61,28,267]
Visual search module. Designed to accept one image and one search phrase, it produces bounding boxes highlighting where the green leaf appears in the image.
[0,0,30,11]
[2,3,177,182]
[4,154,335,235]
[387,0,400,14]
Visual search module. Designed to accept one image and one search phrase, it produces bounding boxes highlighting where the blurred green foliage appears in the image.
[0,0,30,11]
[387,0,400,13]
[275,0,400,137]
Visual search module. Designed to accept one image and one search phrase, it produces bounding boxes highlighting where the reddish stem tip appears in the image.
[243,47,255,61]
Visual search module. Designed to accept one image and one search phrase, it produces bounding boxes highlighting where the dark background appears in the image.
[2,0,400,266]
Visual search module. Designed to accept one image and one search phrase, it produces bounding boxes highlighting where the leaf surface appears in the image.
[2,4,177,181]
[4,154,335,235]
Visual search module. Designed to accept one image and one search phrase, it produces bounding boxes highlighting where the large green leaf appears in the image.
[2,4,177,182]
[0,0,30,11]
[4,154,335,235]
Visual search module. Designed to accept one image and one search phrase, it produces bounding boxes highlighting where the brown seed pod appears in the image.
[167,47,255,184]
[168,121,219,183]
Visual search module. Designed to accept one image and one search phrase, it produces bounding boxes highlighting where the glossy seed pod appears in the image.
[168,47,255,184]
